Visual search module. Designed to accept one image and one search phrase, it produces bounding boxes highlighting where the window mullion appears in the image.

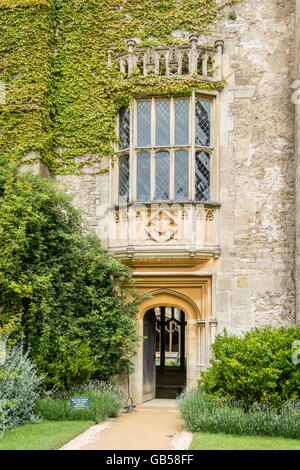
[131,100,136,203]
[191,91,196,201]
[170,150,174,201]
[151,98,156,200]
[170,99,175,200]
[170,98,174,146]
[151,149,155,200]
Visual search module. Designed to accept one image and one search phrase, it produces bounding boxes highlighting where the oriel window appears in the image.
[116,95,213,204]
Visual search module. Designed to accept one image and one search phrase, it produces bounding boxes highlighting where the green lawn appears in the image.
[190,432,300,450]
[0,420,93,450]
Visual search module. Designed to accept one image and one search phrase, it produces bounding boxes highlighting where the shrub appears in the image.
[0,162,146,391]
[0,343,43,434]
[178,388,300,440]
[35,380,123,423]
[199,326,300,409]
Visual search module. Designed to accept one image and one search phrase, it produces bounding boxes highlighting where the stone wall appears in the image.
[54,0,297,333]
[212,0,296,332]
[295,0,300,326]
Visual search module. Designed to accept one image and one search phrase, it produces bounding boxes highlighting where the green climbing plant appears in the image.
[0,0,241,174]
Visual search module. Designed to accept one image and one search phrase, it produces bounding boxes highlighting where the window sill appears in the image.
[114,201,221,209]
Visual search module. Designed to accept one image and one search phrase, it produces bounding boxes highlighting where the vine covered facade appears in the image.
[1,0,299,402]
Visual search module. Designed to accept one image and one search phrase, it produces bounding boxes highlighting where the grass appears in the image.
[190,432,300,450]
[0,420,93,450]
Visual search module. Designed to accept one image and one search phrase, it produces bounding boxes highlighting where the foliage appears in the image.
[0,164,145,390]
[0,0,240,174]
[0,1,54,167]
[178,388,300,440]
[0,343,43,435]
[35,380,123,422]
[0,420,93,450]
[199,326,300,409]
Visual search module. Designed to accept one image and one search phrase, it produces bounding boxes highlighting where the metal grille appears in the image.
[155,100,170,146]
[137,151,151,202]
[174,150,189,201]
[137,101,151,147]
[119,106,130,150]
[195,99,210,147]
[195,151,210,202]
[155,151,169,200]
[118,154,129,204]
[175,99,189,146]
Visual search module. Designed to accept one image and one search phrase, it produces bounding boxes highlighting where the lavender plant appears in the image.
[178,388,300,439]
[35,380,123,423]
[0,343,43,436]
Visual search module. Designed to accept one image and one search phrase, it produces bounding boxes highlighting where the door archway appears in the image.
[131,289,201,404]
[143,307,187,401]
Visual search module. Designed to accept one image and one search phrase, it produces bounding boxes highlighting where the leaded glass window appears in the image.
[195,151,210,202]
[195,99,210,147]
[137,152,151,202]
[155,151,170,200]
[175,99,189,146]
[137,100,151,147]
[156,100,170,146]
[119,106,130,150]
[116,95,214,204]
[174,150,189,201]
[118,154,129,204]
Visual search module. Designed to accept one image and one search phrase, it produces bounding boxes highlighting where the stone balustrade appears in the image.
[108,35,224,82]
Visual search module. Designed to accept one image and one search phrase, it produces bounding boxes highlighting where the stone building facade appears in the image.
[18,1,300,403]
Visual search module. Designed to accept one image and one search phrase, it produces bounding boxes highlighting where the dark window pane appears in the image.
[175,99,189,146]
[195,99,210,147]
[119,106,130,150]
[195,151,210,202]
[155,100,170,146]
[175,150,189,201]
[137,101,151,147]
[137,151,151,202]
[118,154,129,204]
[155,151,169,200]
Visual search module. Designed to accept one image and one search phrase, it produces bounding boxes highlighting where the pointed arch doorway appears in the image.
[125,278,212,405]
[143,306,187,401]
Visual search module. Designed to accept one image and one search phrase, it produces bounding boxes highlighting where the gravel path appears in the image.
[60,400,192,451]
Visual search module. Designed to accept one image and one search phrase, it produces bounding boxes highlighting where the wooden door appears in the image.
[143,309,156,402]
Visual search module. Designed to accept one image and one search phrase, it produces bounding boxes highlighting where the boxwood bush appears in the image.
[199,326,300,409]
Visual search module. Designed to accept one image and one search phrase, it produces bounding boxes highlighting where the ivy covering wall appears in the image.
[0,0,239,174]
[0,1,54,167]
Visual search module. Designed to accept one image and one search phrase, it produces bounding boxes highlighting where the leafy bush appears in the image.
[199,326,300,409]
[0,344,43,434]
[0,162,146,391]
[178,388,300,439]
[35,381,123,423]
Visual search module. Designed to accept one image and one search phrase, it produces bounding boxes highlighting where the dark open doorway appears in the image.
[143,307,186,401]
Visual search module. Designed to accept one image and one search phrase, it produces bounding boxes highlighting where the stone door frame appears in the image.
[129,275,212,404]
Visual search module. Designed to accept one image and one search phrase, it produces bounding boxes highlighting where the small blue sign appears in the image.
[71,397,90,409]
